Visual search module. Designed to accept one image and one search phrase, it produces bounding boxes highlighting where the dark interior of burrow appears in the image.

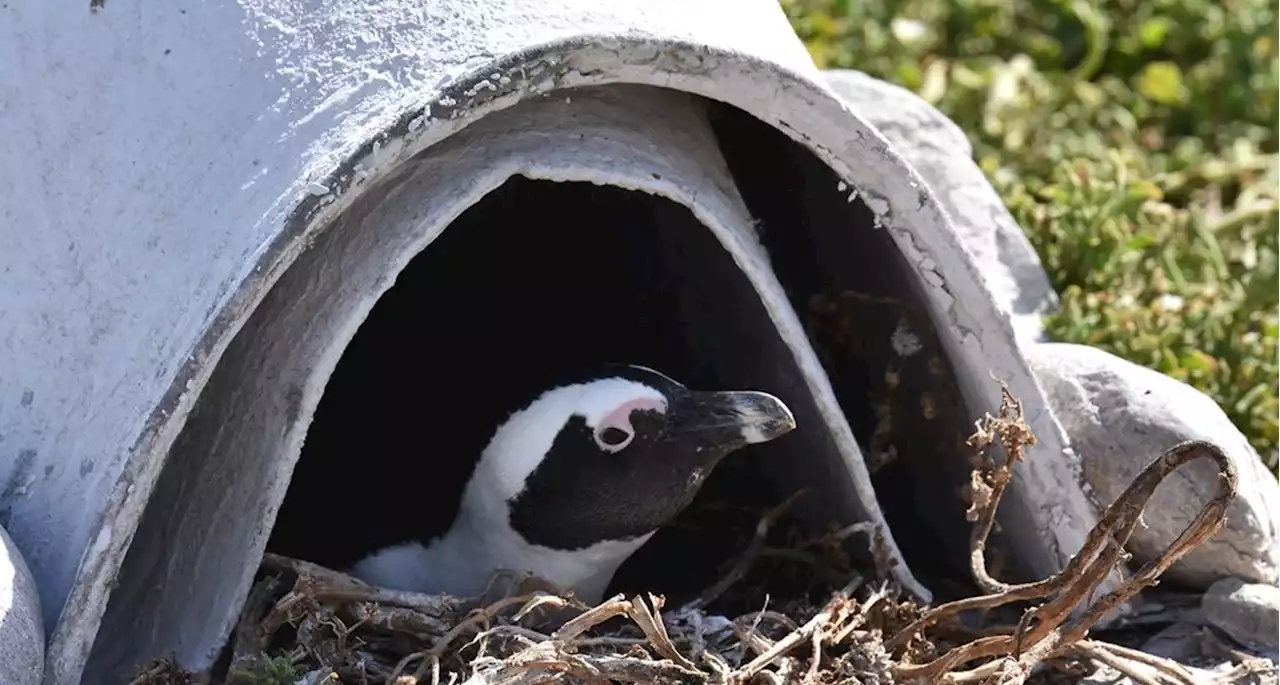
[266,97,1018,611]
[705,103,1029,595]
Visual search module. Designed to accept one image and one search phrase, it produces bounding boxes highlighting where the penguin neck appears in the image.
[347,494,655,604]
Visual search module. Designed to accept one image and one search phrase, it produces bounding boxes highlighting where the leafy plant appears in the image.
[228,649,314,685]
[784,0,1279,469]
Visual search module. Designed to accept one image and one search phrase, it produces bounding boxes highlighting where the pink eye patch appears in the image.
[597,396,667,435]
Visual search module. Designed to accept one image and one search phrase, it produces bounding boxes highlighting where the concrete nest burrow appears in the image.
[81,83,1013,682]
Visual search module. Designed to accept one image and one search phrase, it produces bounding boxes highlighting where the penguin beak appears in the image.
[668,389,797,450]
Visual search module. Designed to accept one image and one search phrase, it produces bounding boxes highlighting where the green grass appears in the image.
[783,0,1280,471]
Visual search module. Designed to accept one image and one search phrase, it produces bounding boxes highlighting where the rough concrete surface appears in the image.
[0,525,43,685]
[1028,342,1280,588]
[822,69,1058,347]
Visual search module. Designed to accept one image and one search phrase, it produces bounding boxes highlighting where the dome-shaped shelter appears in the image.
[0,3,1100,683]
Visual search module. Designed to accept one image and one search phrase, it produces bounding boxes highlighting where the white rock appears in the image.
[1027,342,1280,588]
[822,69,1058,347]
[1202,577,1280,654]
[0,524,43,685]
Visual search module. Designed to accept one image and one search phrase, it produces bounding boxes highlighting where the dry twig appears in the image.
[886,385,1239,684]
[682,489,808,612]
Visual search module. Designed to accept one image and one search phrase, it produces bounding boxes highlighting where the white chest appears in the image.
[347,514,654,603]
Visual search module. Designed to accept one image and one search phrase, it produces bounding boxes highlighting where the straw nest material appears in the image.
[131,388,1274,685]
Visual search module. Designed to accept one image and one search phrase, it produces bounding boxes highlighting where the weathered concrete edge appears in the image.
[820,68,1059,348]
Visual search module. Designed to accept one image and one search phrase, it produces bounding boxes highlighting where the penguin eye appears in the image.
[595,426,634,452]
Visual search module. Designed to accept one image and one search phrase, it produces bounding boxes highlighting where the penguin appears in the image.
[346,364,797,603]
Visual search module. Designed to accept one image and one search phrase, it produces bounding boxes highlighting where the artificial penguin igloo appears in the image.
[0,4,1101,683]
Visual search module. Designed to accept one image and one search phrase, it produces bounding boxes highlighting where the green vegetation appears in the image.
[228,650,313,685]
[783,0,1279,470]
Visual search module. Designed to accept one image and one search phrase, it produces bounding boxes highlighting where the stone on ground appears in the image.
[1028,342,1280,589]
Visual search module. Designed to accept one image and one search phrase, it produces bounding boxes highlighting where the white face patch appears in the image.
[465,378,669,521]
[575,381,669,430]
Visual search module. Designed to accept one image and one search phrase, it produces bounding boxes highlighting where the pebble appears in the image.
[1202,576,1280,654]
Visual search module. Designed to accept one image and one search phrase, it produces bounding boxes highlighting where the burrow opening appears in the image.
[264,101,1003,609]
[265,177,848,614]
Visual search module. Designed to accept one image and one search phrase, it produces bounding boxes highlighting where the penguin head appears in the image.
[463,365,798,552]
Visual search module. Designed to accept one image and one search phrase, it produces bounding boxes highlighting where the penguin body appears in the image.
[347,365,796,601]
